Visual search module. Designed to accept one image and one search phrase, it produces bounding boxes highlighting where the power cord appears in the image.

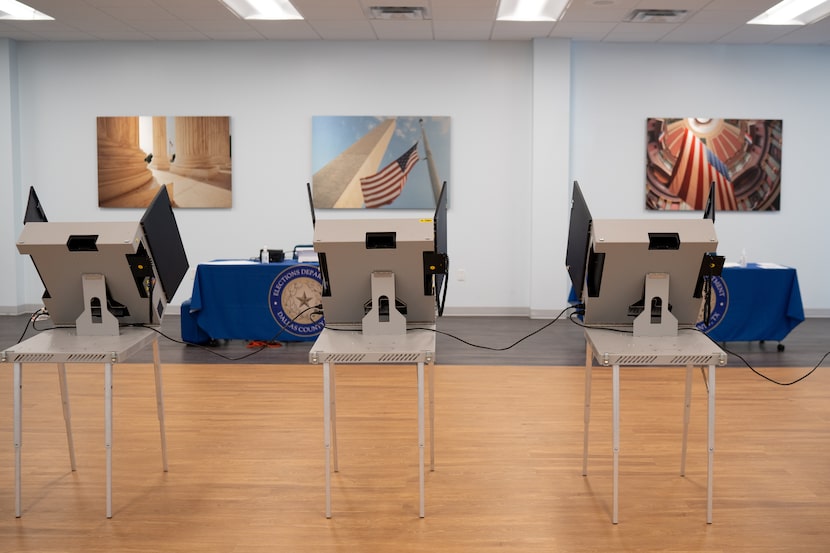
[143,304,324,361]
[707,337,827,386]
[567,308,825,386]
[13,304,320,363]
[17,303,826,383]
[411,305,576,351]
[142,324,285,362]
[16,307,48,344]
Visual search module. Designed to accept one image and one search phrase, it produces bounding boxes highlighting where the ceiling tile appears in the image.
[716,24,801,44]
[433,21,493,40]
[659,23,737,43]
[247,20,321,40]
[491,21,556,41]
[550,21,615,40]
[1,0,828,44]
[370,20,434,40]
[143,31,210,40]
[307,19,376,40]
[292,0,366,19]
[603,21,677,41]
[430,0,498,20]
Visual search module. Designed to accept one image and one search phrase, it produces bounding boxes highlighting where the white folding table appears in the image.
[582,327,726,524]
[309,327,436,518]
[1,326,168,518]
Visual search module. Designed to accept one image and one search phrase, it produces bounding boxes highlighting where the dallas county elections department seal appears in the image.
[269,264,325,338]
[695,275,728,333]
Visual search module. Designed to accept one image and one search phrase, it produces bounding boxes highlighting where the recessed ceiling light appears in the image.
[497,0,571,22]
[220,0,303,21]
[748,0,830,25]
[0,0,53,20]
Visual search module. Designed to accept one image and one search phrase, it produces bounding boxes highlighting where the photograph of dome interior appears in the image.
[646,118,782,211]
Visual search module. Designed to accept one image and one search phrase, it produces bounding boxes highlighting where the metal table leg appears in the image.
[418,361,425,518]
[14,362,22,518]
[152,340,168,472]
[58,363,78,471]
[105,361,113,519]
[680,365,693,476]
[707,364,715,524]
[582,344,593,476]
[612,363,620,524]
[323,361,332,519]
[429,362,435,472]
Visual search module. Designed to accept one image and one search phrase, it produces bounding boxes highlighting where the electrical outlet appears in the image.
[457,269,466,281]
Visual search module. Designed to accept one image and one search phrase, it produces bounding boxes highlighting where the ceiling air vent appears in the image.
[624,9,689,23]
[369,6,430,20]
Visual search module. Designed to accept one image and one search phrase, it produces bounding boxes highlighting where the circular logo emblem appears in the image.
[695,275,729,333]
[269,264,325,338]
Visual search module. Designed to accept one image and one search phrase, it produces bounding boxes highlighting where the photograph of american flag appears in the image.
[668,128,738,211]
[646,118,782,211]
[311,116,450,209]
[360,142,419,208]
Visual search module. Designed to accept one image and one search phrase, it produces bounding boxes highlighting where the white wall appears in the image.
[0,39,24,311]
[7,40,538,315]
[530,39,572,318]
[2,39,829,317]
[570,42,830,316]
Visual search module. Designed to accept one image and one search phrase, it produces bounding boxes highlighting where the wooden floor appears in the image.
[1,359,828,552]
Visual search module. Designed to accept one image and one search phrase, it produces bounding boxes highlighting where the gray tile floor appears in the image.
[2,313,828,370]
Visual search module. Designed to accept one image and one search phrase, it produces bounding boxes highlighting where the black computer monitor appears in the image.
[703,181,716,222]
[565,181,592,303]
[24,186,48,224]
[433,181,448,258]
[140,185,189,304]
[306,182,316,229]
[431,181,449,313]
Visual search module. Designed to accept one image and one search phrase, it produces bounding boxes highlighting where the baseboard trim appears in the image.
[0,304,42,316]
[439,307,575,320]
[441,306,529,317]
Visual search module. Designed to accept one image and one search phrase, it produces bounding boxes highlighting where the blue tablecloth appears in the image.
[696,263,804,343]
[181,260,324,344]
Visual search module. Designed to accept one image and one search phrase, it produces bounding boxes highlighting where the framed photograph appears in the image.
[646,118,781,211]
[97,116,232,208]
[312,115,450,209]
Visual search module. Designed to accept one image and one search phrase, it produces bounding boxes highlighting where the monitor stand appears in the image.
[362,271,406,337]
[633,272,678,338]
[75,273,120,337]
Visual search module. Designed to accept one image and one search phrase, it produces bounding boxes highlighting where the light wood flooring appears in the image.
[0,357,828,552]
